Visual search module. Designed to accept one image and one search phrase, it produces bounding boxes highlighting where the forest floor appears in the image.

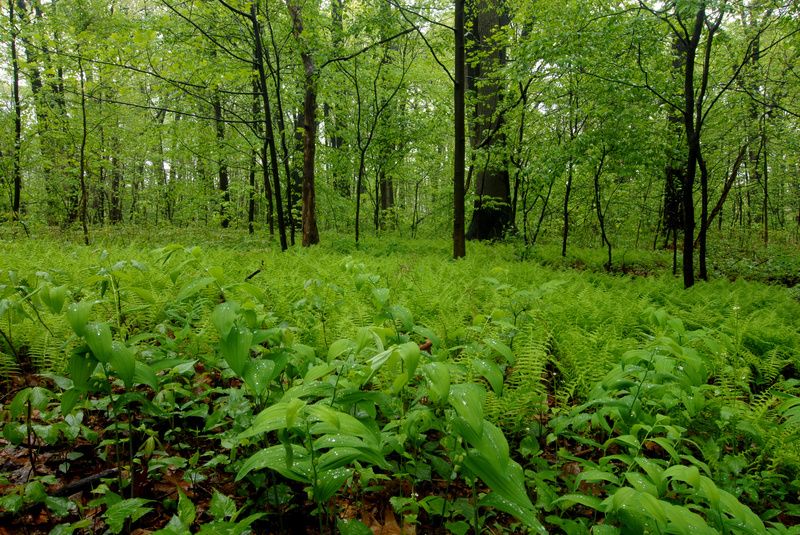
[1,227,799,534]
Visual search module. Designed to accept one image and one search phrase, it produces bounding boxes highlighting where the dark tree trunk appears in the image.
[77,58,90,245]
[453,0,466,258]
[10,0,22,218]
[286,0,320,247]
[592,148,611,270]
[263,10,296,243]
[212,94,230,228]
[465,0,510,241]
[561,158,573,257]
[252,0,288,250]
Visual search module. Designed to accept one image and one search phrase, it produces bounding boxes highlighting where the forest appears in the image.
[2,0,800,533]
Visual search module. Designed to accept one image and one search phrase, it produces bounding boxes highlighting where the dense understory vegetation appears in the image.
[1,227,799,533]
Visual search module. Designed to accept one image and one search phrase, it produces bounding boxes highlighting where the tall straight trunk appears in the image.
[328,0,348,197]
[286,0,319,246]
[453,0,466,258]
[212,94,230,228]
[252,0,287,250]
[561,158,573,257]
[264,8,296,243]
[592,149,611,269]
[77,58,90,245]
[248,150,257,234]
[762,132,769,245]
[10,0,22,218]
[465,0,511,240]
[251,75,273,235]
[678,8,706,289]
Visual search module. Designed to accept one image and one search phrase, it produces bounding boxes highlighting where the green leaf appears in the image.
[61,388,82,414]
[109,342,135,389]
[484,339,515,364]
[3,422,25,445]
[176,277,215,302]
[84,322,113,363]
[220,326,253,376]
[472,358,504,395]
[336,519,373,535]
[134,362,159,390]
[236,444,310,483]
[327,339,353,361]
[177,490,195,526]
[242,359,275,397]
[479,492,547,533]
[237,402,292,440]
[103,498,152,534]
[307,405,378,444]
[66,301,93,337]
[208,490,238,521]
[68,351,97,392]
[314,467,353,503]
[211,302,239,339]
[422,362,450,403]
[448,383,485,436]
[42,285,67,314]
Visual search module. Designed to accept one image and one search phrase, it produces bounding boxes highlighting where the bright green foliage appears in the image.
[0,233,798,532]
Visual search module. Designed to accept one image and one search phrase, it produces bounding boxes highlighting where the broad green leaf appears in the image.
[242,359,275,397]
[84,322,113,363]
[448,383,485,435]
[104,498,152,534]
[68,351,98,391]
[42,285,67,314]
[134,362,159,390]
[176,277,215,302]
[304,363,334,382]
[177,490,195,526]
[336,519,373,535]
[236,444,310,483]
[422,362,450,403]
[109,341,135,389]
[472,358,504,395]
[211,302,239,339]
[327,339,353,361]
[307,405,377,444]
[208,490,238,521]
[237,402,292,440]
[662,502,716,534]
[605,487,666,532]
[220,326,253,376]
[552,493,604,511]
[463,451,535,523]
[484,339,515,364]
[314,467,353,503]
[66,301,93,337]
[479,492,546,533]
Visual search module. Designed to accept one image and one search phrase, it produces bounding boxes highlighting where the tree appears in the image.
[465,0,511,240]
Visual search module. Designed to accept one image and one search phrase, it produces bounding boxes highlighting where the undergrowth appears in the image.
[0,228,798,533]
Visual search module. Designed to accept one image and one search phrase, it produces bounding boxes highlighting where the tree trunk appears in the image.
[286,0,320,247]
[465,0,510,240]
[10,0,22,219]
[453,0,466,258]
[252,0,288,250]
[77,57,90,245]
[212,94,230,228]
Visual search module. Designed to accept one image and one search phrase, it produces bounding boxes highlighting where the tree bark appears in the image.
[212,94,230,228]
[10,0,22,219]
[252,0,288,250]
[453,0,466,258]
[286,0,320,246]
[465,0,511,240]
